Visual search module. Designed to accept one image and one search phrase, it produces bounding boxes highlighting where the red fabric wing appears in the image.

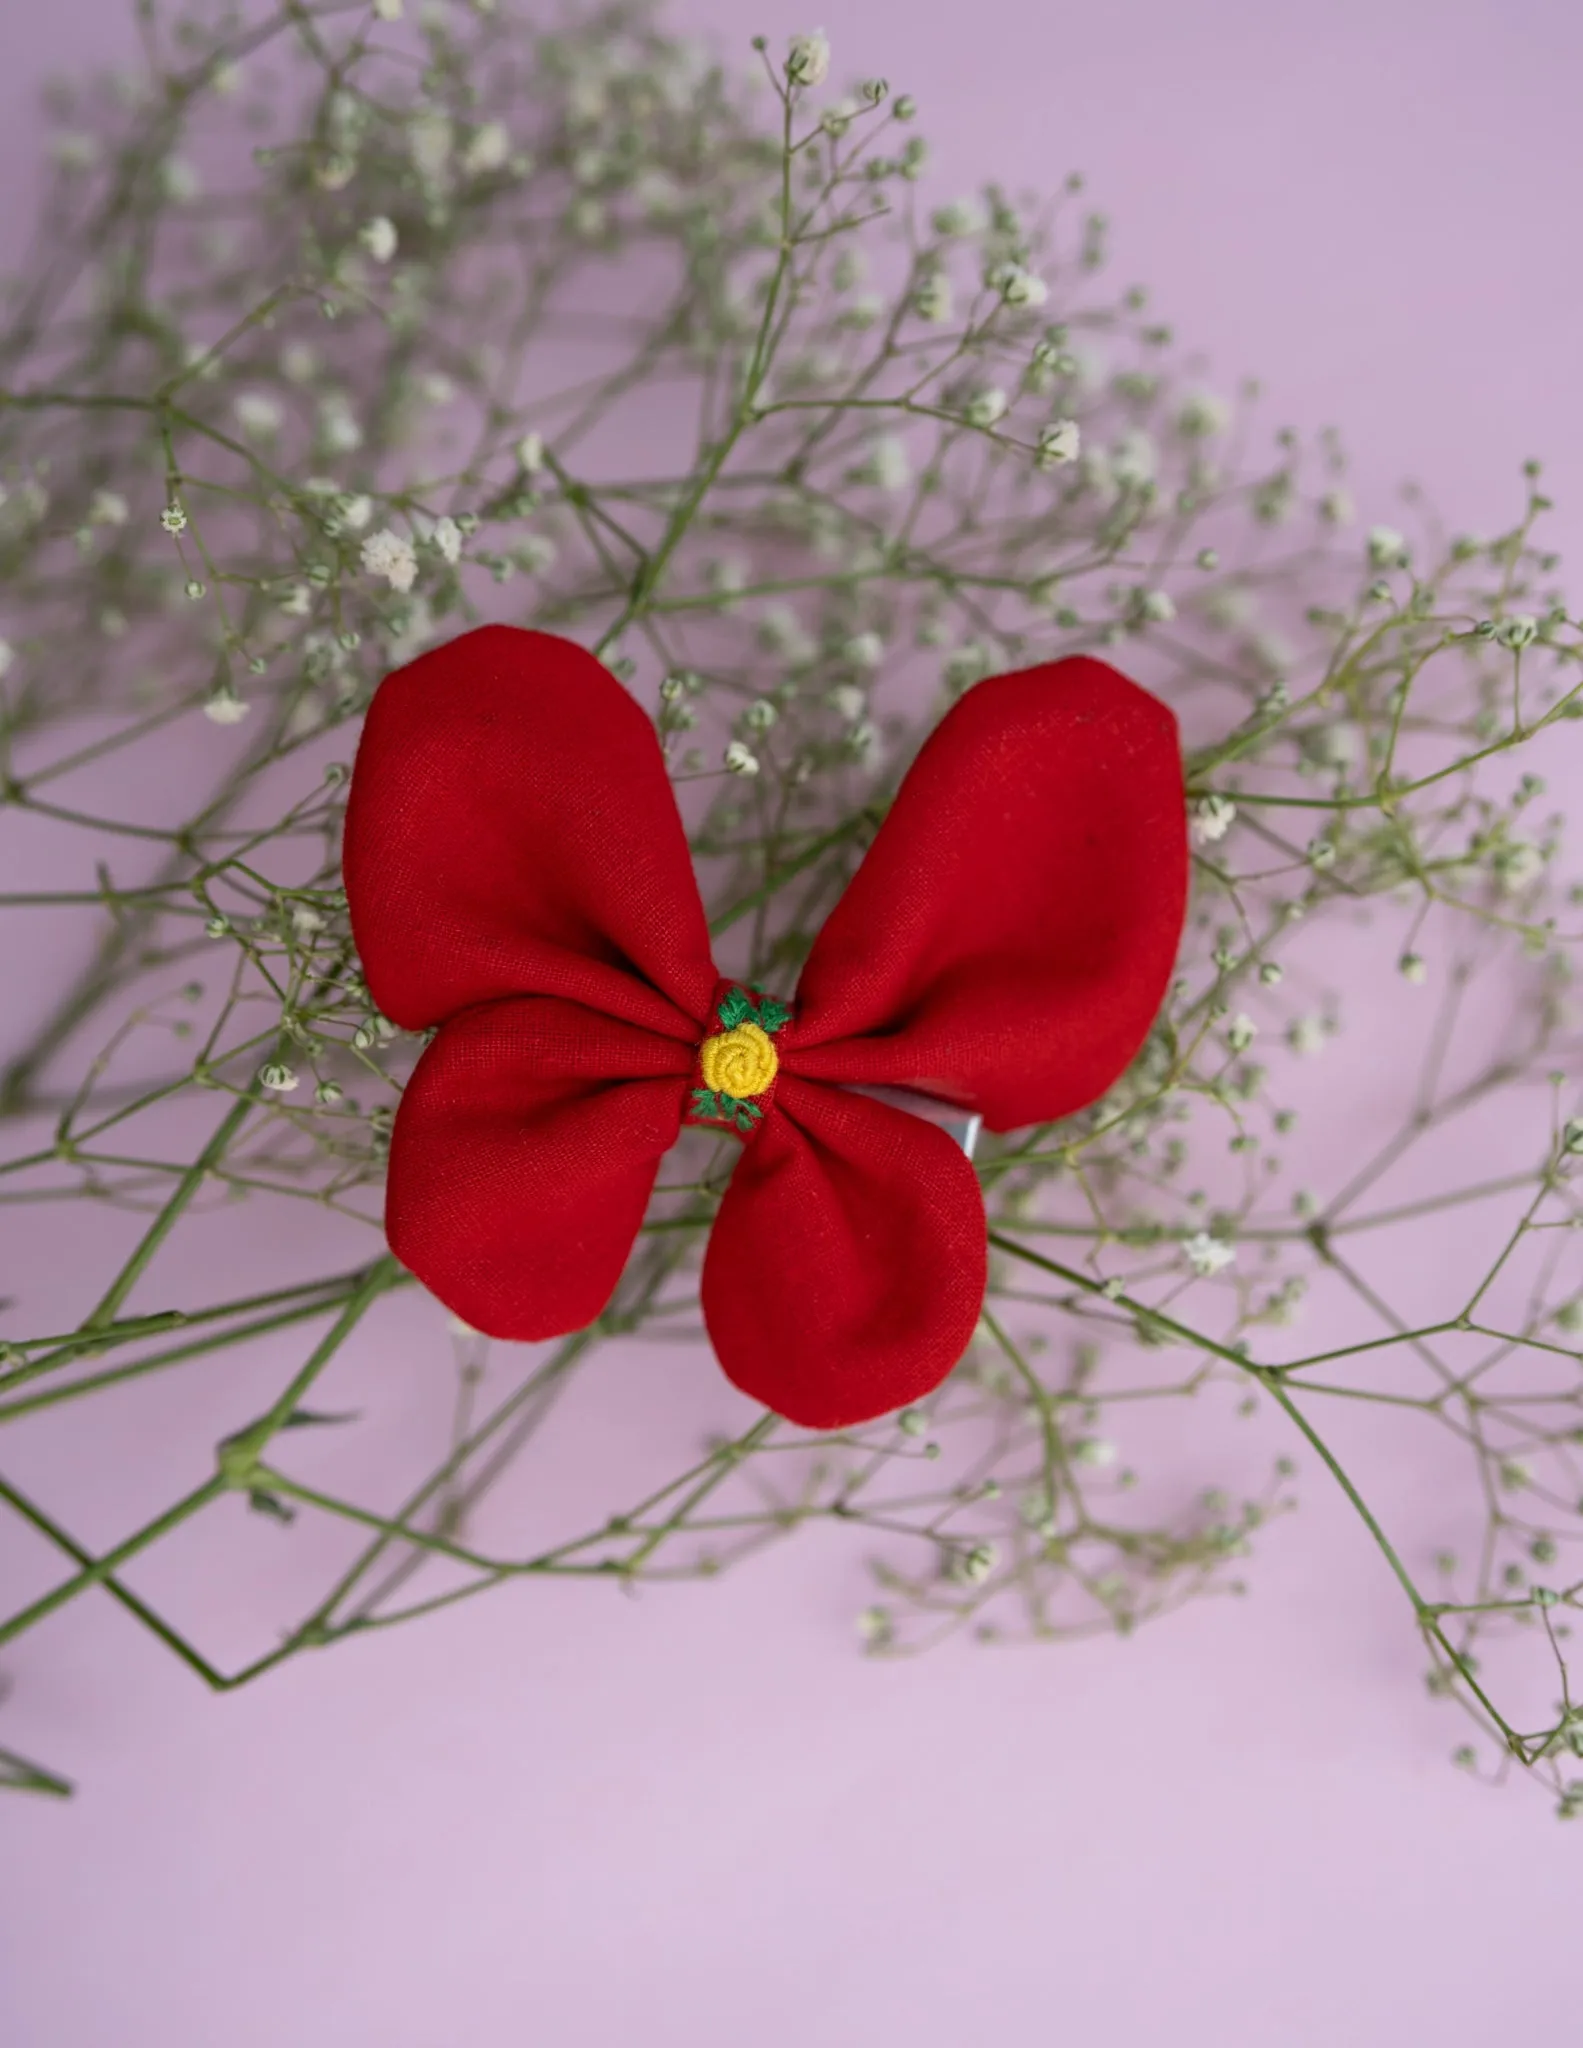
[344,625,716,1039]
[783,657,1186,1132]
[702,1076,988,1430]
[386,997,693,1340]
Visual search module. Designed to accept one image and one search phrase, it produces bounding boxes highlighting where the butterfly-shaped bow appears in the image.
[343,625,1186,1428]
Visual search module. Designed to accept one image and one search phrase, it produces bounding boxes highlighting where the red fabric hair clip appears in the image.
[343,626,1187,1429]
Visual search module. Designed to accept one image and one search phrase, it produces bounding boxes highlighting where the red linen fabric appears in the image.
[344,625,1187,1430]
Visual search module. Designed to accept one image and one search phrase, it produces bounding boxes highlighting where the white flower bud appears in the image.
[462,121,511,177]
[963,386,1008,428]
[1183,1232,1234,1276]
[913,272,953,324]
[1367,525,1408,569]
[359,215,398,264]
[990,262,1048,308]
[786,29,831,87]
[724,739,760,776]
[1190,794,1236,845]
[361,528,418,593]
[1036,419,1080,468]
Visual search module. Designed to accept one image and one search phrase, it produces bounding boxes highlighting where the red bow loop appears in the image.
[344,624,717,1041]
[782,656,1188,1131]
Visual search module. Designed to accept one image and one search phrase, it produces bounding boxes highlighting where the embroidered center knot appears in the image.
[701,1020,777,1100]
[687,983,791,1138]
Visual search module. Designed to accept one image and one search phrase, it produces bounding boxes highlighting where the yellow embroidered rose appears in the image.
[699,1019,778,1100]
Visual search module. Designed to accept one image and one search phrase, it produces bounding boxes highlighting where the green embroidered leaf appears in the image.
[734,1102,762,1133]
[755,997,791,1034]
[690,1087,719,1119]
[717,987,755,1029]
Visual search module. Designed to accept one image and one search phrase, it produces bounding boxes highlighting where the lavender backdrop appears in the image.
[3,2,1581,2042]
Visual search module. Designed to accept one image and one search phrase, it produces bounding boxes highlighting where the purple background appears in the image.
[4,2,1583,2042]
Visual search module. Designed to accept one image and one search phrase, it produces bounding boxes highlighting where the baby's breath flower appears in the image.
[462,122,510,177]
[930,198,984,238]
[160,156,201,204]
[1398,952,1428,984]
[1320,488,1355,526]
[160,503,187,535]
[258,1061,299,1094]
[515,431,546,473]
[854,435,911,490]
[234,391,283,441]
[1138,588,1176,624]
[1036,419,1080,469]
[409,111,453,180]
[786,29,831,88]
[361,527,418,594]
[1177,391,1230,438]
[911,271,952,323]
[89,489,129,527]
[1288,1015,1328,1057]
[990,262,1048,308]
[319,396,363,453]
[0,640,13,679]
[724,739,760,776]
[1368,525,1409,569]
[359,215,398,264]
[1183,1232,1235,1277]
[1226,1013,1257,1053]
[433,515,463,565]
[1111,428,1157,490]
[49,132,99,173]
[844,630,884,669]
[1495,840,1545,894]
[203,687,249,725]
[964,386,1008,429]
[943,641,991,691]
[1190,794,1236,844]
[951,1540,999,1584]
[830,683,866,722]
[372,0,403,18]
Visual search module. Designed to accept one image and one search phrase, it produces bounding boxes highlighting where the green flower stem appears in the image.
[987,1229,1531,1758]
[80,1091,257,1330]
[0,1743,73,1799]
